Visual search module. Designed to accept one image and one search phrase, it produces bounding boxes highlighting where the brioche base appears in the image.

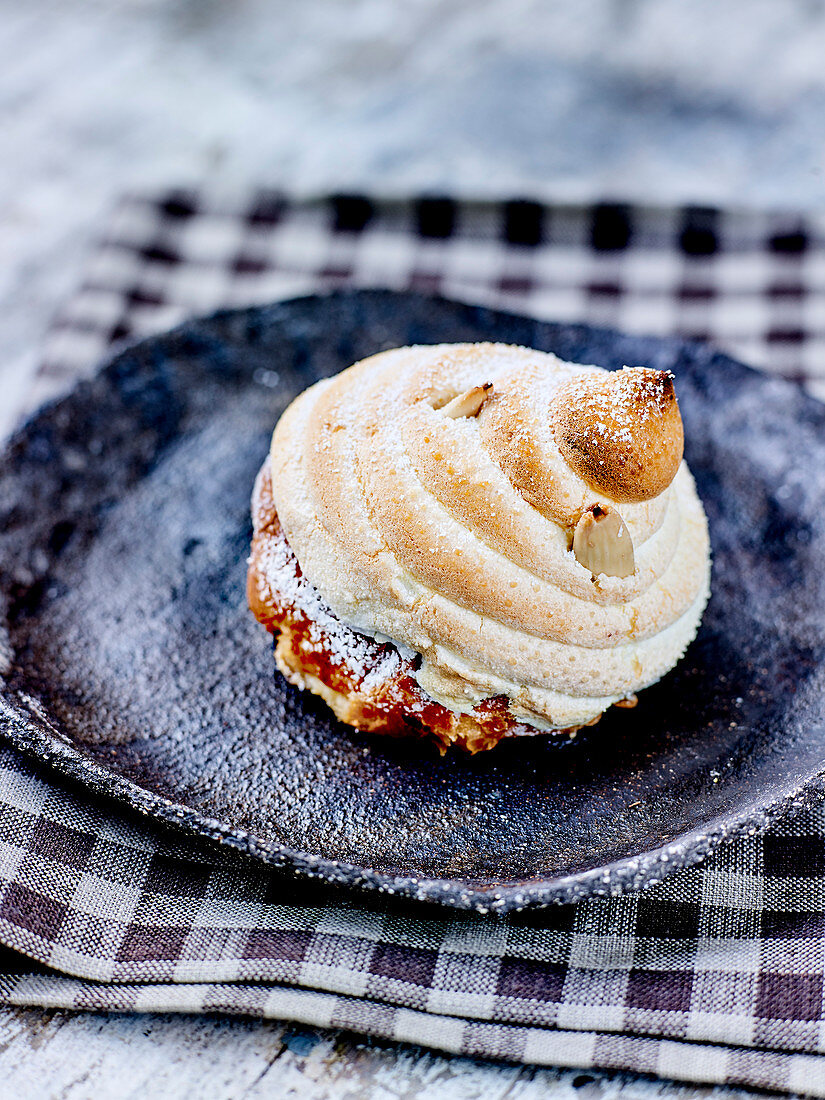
[247,462,596,753]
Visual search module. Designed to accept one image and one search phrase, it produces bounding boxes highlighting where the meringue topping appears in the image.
[266,343,710,731]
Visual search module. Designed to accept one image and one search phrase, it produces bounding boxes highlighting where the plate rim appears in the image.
[5,697,825,913]
[2,287,824,914]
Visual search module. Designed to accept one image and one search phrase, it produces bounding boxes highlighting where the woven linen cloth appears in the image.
[4,190,825,1096]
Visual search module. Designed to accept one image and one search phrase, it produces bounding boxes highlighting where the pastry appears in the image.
[248,343,711,753]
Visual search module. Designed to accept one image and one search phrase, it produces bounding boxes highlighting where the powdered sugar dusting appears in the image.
[254,522,404,687]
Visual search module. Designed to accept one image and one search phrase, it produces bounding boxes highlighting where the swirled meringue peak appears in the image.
[269,343,711,733]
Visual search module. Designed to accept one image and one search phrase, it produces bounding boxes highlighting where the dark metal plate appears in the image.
[1,289,824,913]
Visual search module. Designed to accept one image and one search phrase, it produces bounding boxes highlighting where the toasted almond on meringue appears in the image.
[573,504,636,578]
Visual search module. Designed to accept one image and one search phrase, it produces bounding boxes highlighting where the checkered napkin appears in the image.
[5,190,825,1096]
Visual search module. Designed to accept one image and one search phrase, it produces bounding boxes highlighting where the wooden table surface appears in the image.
[0,1005,778,1100]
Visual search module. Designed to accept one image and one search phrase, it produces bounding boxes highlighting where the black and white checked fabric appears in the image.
[5,740,825,1096]
[29,190,825,415]
[5,189,825,1095]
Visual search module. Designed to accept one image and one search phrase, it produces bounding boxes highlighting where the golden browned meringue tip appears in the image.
[549,367,684,503]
